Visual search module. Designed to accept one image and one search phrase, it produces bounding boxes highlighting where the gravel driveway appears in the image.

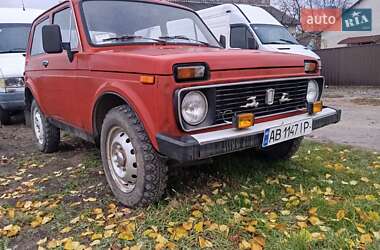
[308,86,380,151]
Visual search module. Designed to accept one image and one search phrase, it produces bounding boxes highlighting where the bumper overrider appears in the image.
[157,107,341,162]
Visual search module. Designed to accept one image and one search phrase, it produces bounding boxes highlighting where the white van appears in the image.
[0,8,43,124]
[197,4,321,62]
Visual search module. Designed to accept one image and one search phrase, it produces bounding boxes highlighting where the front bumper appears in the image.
[157,107,341,162]
[0,91,25,111]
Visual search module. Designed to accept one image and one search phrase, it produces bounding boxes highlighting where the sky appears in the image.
[0,0,61,10]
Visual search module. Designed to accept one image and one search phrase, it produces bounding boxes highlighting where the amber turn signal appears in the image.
[307,101,323,114]
[305,61,318,73]
[140,75,155,84]
[175,65,206,82]
[233,113,255,129]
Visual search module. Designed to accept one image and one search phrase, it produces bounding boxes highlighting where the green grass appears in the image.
[1,141,379,249]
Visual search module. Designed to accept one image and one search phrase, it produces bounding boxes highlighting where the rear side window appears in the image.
[53,8,79,49]
[230,25,254,49]
[31,19,50,56]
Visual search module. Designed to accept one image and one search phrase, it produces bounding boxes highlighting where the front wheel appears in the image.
[100,105,168,207]
[31,100,60,153]
[257,137,303,161]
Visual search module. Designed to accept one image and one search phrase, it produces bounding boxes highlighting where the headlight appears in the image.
[307,80,319,103]
[181,91,208,125]
[174,64,207,82]
[0,79,5,89]
[4,77,24,88]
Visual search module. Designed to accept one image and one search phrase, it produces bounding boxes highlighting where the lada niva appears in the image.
[24,0,341,207]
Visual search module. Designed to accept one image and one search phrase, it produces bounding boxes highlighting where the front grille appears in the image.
[214,79,309,124]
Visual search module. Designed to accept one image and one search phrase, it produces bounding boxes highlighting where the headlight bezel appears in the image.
[181,90,209,126]
[173,63,209,83]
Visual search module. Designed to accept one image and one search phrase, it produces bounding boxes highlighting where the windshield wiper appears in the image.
[102,35,166,44]
[0,48,26,54]
[279,39,297,45]
[159,35,212,47]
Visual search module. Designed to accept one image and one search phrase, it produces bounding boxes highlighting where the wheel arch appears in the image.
[92,91,157,149]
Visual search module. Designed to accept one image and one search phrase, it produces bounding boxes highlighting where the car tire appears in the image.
[258,137,303,161]
[0,107,11,125]
[100,105,168,208]
[31,100,60,153]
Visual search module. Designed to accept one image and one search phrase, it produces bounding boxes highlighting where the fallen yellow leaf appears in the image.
[60,227,72,234]
[104,230,114,238]
[199,236,213,249]
[4,224,21,237]
[239,239,251,250]
[360,234,373,244]
[42,214,54,225]
[336,210,345,220]
[309,216,322,225]
[91,233,102,241]
[182,222,192,231]
[70,217,80,224]
[192,210,203,218]
[194,222,204,233]
[172,226,187,241]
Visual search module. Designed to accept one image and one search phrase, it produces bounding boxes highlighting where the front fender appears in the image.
[91,79,160,148]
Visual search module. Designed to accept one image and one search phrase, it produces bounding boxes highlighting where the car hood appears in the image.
[0,53,25,78]
[264,44,320,60]
[88,46,312,75]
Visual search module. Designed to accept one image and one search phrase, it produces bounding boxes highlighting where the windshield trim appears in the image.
[80,0,221,48]
[250,24,299,45]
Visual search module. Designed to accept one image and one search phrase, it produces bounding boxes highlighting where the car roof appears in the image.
[236,4,282,26]
[33,0,194,24]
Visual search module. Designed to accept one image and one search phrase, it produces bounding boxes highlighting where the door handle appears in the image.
[42,60,49,67]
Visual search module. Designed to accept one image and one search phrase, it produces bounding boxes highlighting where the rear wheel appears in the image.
[0,107,11,125]
[31,100,60,153]
[100,105,168,207]
[257,137,303,161]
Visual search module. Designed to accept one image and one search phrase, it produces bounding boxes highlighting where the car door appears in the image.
[39,5,81,124]
[230,24,257,49]
[26,17,52,115]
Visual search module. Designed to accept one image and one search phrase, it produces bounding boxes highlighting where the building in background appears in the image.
[169,0,299,34]
[321,0,380,48]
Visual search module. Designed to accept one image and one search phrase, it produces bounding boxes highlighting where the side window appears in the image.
[230,25,254,49]
[31,19,50,56]
[53,8,79,49]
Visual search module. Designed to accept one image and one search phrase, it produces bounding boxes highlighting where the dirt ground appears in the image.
[308,86,380,151]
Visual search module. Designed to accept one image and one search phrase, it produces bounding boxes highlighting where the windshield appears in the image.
[0,23,31,53]
[81,0,220,47]
[251,24,298,45]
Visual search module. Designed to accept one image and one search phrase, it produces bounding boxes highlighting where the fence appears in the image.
[315,44,380,86]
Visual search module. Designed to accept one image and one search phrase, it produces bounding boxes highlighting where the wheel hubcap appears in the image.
[106,127,138,193]
[33,109,44,145]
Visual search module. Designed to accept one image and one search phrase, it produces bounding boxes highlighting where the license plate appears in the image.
[262,119,313,148]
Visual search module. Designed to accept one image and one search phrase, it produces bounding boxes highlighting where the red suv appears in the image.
[25,0,341,207]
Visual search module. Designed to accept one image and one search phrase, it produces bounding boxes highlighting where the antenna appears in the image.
[21,0,26,11]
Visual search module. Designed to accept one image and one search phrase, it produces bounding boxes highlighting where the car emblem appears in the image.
[240,96,259,108]
[279,93,292,103]
[265,89,275,105]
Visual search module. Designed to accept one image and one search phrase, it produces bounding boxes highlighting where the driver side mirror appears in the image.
[219,35,226,48]
[42,25,63,54]
[247,37,258,50]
